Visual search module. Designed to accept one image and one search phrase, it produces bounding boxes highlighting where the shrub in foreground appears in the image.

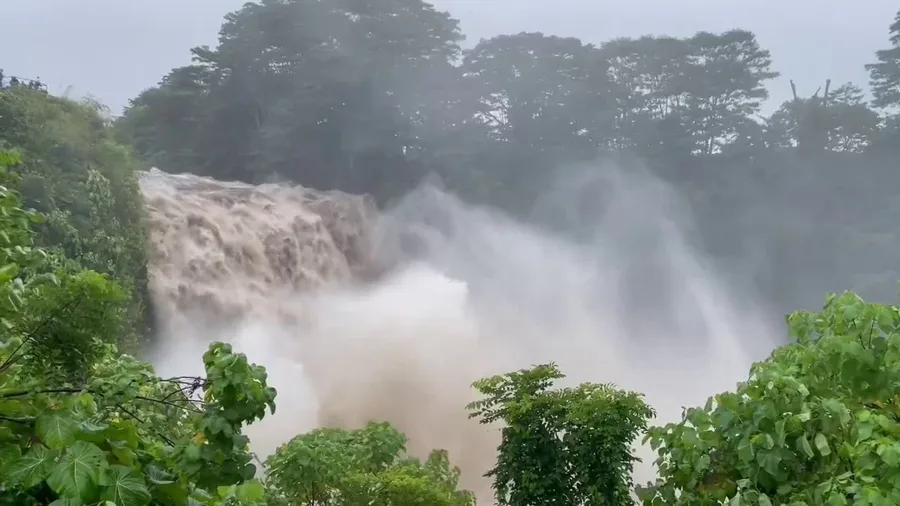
[639,291,900,505]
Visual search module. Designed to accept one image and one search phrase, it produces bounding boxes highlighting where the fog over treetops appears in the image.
[94,1,900,317]
[3,0,898,113]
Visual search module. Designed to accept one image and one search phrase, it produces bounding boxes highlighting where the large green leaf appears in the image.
[48,499,84,506]
[143,464,175,485]
[36,411,79,449]
[101,465,151,506]
[0,443,22,474]
[814,433,831,457]
[235,480,266,502]
[4,444,57,488]
[47,441,105,500]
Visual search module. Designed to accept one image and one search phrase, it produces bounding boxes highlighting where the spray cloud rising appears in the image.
[141,162,777,501]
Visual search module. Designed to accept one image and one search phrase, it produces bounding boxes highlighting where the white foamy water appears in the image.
[141,163,777,502]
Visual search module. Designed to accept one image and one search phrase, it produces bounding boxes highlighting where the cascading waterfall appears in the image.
[140,164,777,502]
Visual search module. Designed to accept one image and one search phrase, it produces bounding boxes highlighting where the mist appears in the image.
[143,161,778,501]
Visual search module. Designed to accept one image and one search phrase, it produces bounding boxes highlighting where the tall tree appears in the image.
[447,32,610,208]
[118,0,463,199]
[866,8,900,109]
[119,66,214,175]
[599,35,693,151]
[598,31,777,156]
[767,80,879,154]
[824,83,880,152]
[767,79,832,153]
[865,8,900,157]
[681,30,778,155]
[461,32,608,153]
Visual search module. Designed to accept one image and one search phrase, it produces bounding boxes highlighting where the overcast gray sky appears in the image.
[2,0,897,114]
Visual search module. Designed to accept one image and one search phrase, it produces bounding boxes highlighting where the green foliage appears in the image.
[176,342,277,491]
[265,421,475,505]
[468,363,656,506]
[0,88,152,347]
[1,336,275,506]
[866,9,900,109]
[0,150,273,505]
[638,291,900,505]
[118,0,463,201]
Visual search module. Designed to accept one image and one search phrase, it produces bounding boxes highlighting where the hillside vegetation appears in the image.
[0,88,152,347]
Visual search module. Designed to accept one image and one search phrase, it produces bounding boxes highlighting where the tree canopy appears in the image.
[111,2,900,312]
[117,3,900,190]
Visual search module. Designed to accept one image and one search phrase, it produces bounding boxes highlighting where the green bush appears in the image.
[0,149,273,505]
[639,291,900,505]
[265,421,475,506]
[468,363,655,506]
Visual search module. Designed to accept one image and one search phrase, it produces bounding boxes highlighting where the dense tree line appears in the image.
[116,2,900,313]
[118,3,900,200]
